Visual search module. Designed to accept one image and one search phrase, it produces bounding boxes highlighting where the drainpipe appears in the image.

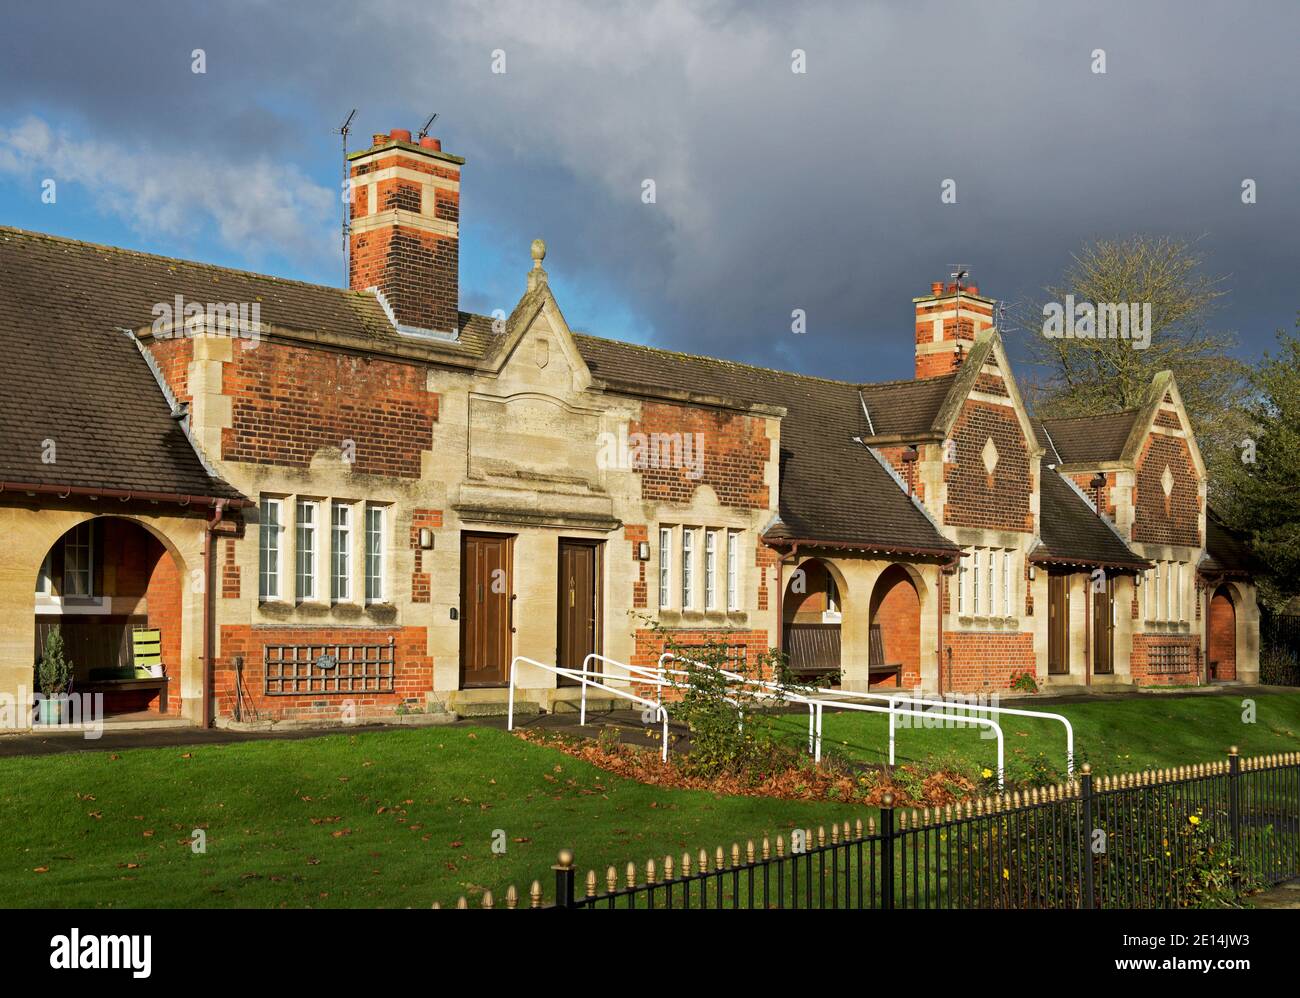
[936,563,945,696]
[1084,573,1092,686]
[203,499,227,727]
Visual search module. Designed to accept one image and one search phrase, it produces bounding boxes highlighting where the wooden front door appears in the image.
[557,540,601,686]
[1048,574,1070,675]
[460,533,514,687]
[1091,573,1114,676]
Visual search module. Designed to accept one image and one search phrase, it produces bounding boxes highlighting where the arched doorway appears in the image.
[33,517,184,717]
[869,564,921,688]
[1208,585,1237,681]
[783,558,844,684]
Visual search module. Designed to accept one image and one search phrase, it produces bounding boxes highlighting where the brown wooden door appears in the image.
[1091,573,1114,675]
[557,540,601,686]
[1048,574,1070,675]
[460,533,514,687]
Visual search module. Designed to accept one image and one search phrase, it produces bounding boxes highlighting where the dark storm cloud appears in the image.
[1,0,1296,381]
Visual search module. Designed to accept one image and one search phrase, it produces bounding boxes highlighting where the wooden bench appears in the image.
[868,624,903,684]
[73,628,169,712]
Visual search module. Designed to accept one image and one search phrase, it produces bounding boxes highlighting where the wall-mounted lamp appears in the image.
[418,528,435,550]
[1134,573,1143,588]
[1027,565,1037,581]
[636,541,650,561]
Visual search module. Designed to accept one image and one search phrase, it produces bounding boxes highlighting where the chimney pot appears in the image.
[390,128,412,143]
[930,282,943,296]
[372,133,387,146]
[419,136,442,151]
[967,285,978,295]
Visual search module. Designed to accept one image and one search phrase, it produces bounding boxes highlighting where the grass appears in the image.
[774,690,1300,783]
[0,726,852,909]
[4,691,1297,908]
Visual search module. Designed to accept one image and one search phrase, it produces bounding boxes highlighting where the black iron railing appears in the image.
[444,749,1300,909]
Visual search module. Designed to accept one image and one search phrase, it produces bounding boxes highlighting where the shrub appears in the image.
[37,629,72,697]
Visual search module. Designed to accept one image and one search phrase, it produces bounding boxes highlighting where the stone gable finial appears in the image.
[528,238,548,291]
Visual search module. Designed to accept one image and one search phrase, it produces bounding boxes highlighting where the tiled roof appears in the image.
[1039,410,1141,465]
[1202,510,1253,575]
[574,334,958,554]
[857,374,957,438]
[1034,470,1148,569]
[0,228,245,499]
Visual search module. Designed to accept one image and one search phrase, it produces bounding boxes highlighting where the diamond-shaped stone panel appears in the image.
[982,436,1000,477]
[1161,464,1174,497]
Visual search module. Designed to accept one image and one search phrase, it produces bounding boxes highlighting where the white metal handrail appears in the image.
[800,683,1074,777]
[507,656,672,761]
[657,653,1008,786]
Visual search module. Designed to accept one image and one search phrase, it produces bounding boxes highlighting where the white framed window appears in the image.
[296,500,318,601]
[681,528,695,610]
[63,521,94,597]
[259,497,284,601]
[726,531,740,612]
[986,548,995,616]
[1145,566,1155,620]
[972,549,981,616]
[1162,561,1171,621]
[331,502,352,602]
[365,505,386,603]
[957,552,969,614]
[1173,562,1183,620]
[704,530,718,610]
[658,527,672,609]
[1001,550,1012,616]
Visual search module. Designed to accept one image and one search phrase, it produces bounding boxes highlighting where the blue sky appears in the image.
[1,1,1297,386]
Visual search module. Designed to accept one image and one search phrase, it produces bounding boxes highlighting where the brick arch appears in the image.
[869,564,921,688]
[1208,585,1237,681]
[33,515,190,714]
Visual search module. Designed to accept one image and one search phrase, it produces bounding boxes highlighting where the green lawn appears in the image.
[0,726,850,909]
[4,691,1298,909]
[776,690,1300,782]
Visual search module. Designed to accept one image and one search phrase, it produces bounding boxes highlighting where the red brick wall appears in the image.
[1070,471,1117,519]
[1208,591,1237,680]
[219,341,436,477]
[1133,434,1200,547]
[409,509,443,603]
[870,565,920,688]
[221,537,240,599]
[147,337,192,404]
[630,628,773,700]
[944,399,1034,532]
[213,625,432,722]
[144,537,183,713]
[785,559,835,622]
[1131,634,1202,686]
[756,545,778,611]
[876,445,925,501]
[945,632,1036,692]
[630,402,770,509]
[625,524,648,609]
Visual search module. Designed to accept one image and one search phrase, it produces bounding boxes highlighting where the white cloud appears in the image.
[0,115,334,266]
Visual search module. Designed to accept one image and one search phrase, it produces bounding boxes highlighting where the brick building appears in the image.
[0,128,1259,729]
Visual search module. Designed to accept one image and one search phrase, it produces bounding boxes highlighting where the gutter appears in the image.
[763,535,959,560]
[0,481,252,509]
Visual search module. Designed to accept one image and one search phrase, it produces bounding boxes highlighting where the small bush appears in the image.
[37,629,72,697]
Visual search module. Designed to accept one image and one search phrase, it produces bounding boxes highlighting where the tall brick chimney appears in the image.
[912,280,996,378]
[348,128,465,337]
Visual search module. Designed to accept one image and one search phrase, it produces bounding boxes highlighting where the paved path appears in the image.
[0,683,1276,758]
[1249,878,1300,909]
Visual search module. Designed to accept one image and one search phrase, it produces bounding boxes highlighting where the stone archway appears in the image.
[1208,584,1237,681]
[32,516,189,716]
[782,558,846,683]
[869,564,921,688]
